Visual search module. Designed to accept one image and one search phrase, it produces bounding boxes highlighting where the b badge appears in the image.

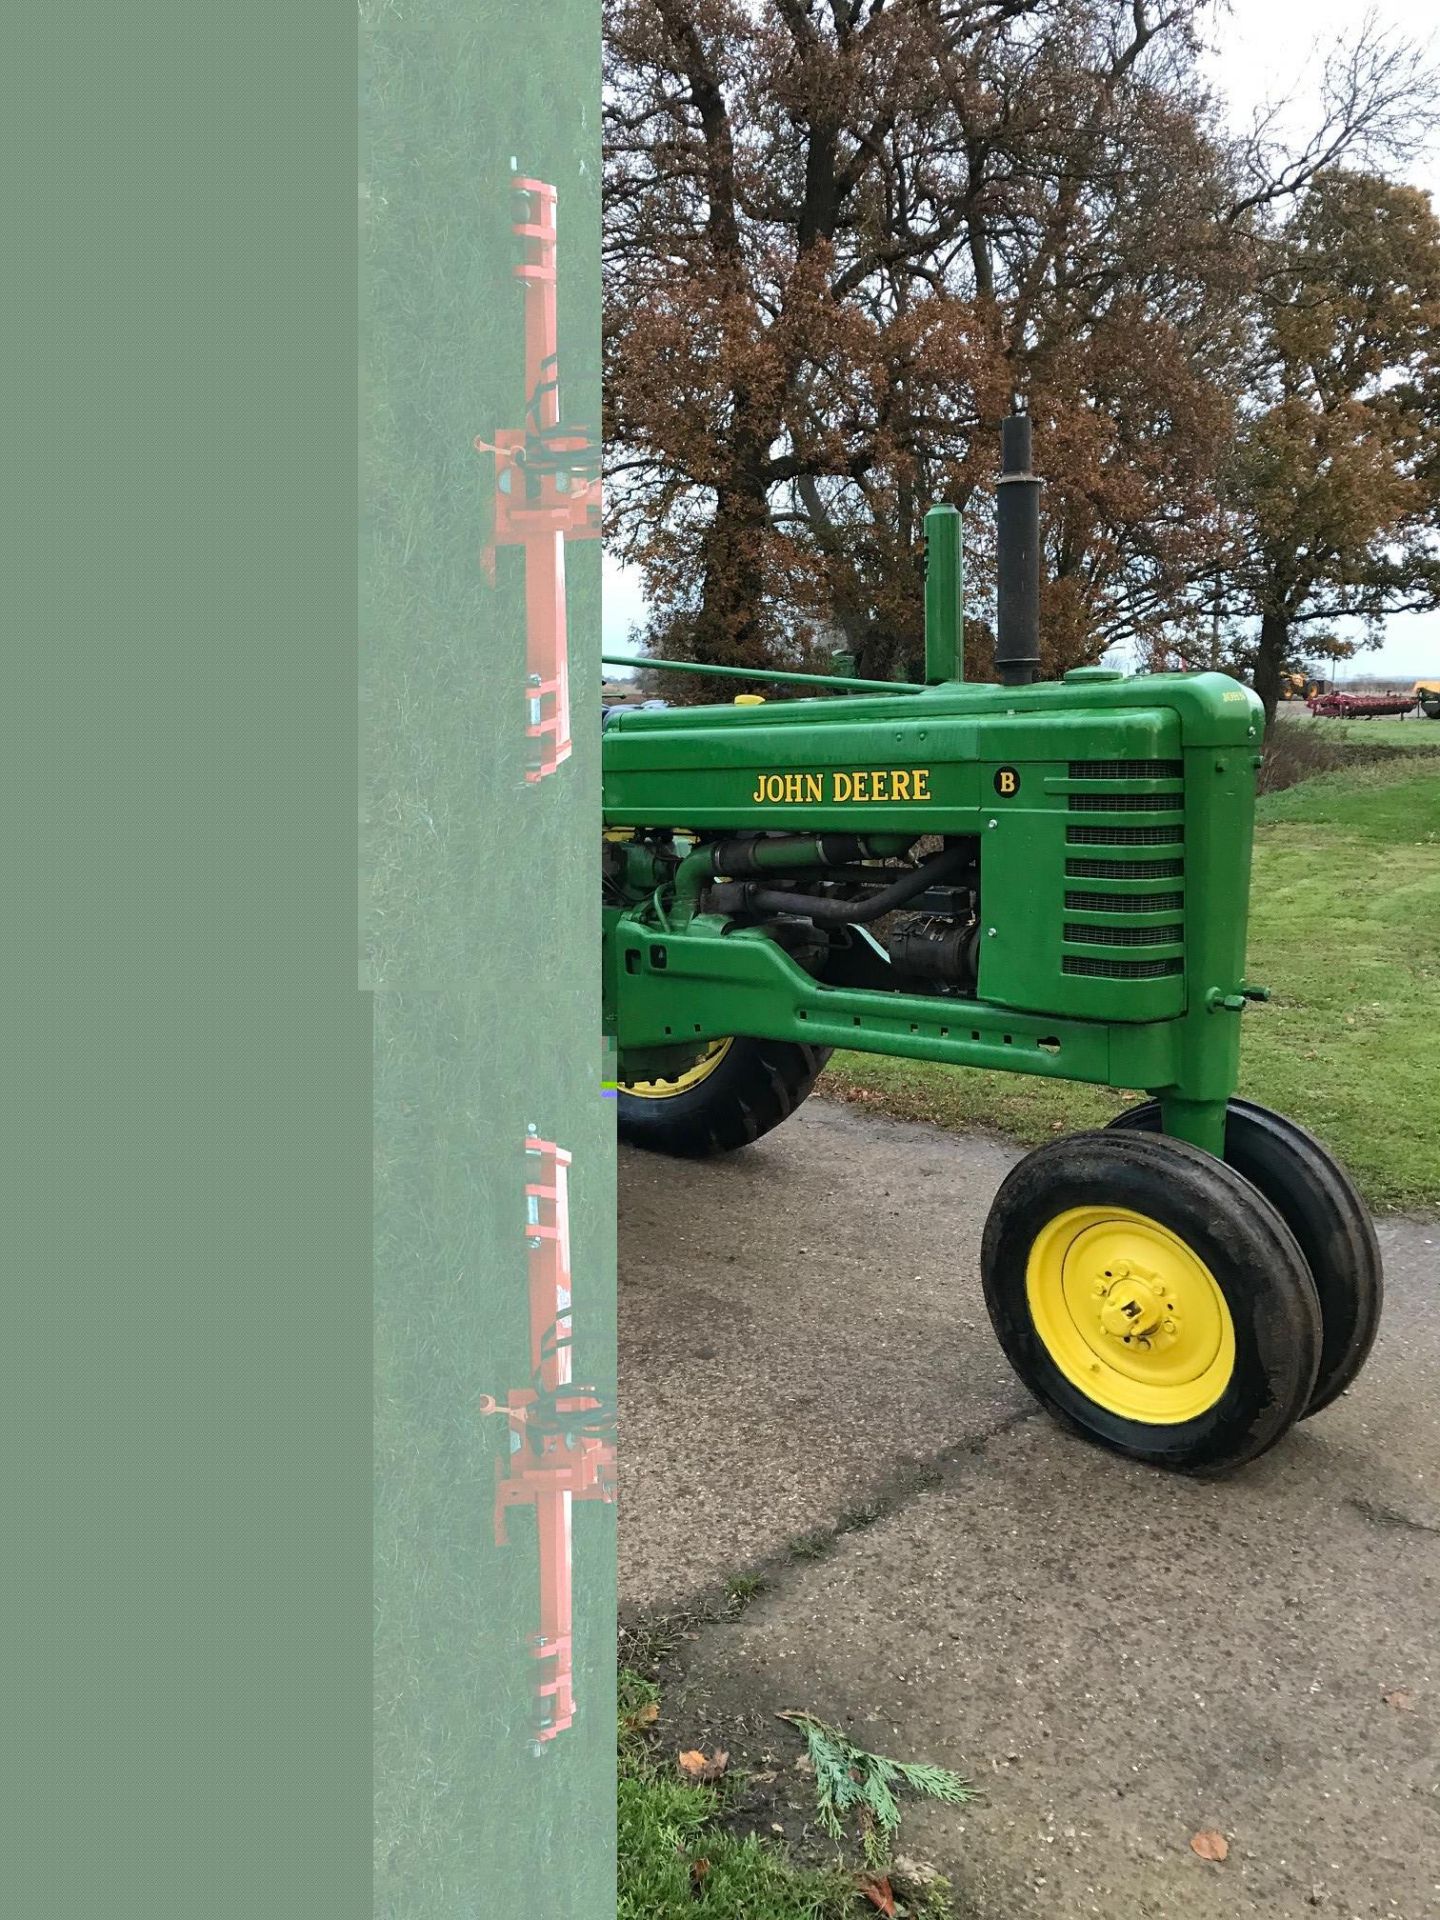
[993,766,1021,797]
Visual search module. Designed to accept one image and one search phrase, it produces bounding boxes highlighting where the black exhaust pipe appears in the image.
[996,413,1041,686]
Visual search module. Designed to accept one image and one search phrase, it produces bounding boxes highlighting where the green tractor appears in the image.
[601,419,1381,1473]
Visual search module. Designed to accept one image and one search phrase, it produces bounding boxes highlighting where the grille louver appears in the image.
[1070,791,1181,812]
[1066,857,1184,879]
[1067,824,1182,846]
[1065,890,1184,915]
[1064,955,1183,980]
[1064,922,1183,948]
[1069,760,1182,780]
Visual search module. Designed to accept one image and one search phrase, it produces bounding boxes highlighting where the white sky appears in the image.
[603,1,1440,680]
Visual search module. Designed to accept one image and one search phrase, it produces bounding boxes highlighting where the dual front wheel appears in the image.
[982,1104,1382,1472]
[618,1037,1381,1473]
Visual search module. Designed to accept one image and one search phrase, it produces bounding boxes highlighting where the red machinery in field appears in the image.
[479,1129,615,1751]
[1307,690,1417,718]
[476,175,601,784]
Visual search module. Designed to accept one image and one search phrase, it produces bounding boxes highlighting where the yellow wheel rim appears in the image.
[1026,1205,1235,1424]
[619,1037,733,1100]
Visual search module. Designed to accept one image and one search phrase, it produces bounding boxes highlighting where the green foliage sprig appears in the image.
[777,1712,976,1869]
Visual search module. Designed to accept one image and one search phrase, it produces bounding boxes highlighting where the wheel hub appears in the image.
[1094,1263,1175,1347]
[1026,1205,1236,1424]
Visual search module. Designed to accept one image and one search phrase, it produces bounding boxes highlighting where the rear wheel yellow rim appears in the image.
[619,1037,733,1100]
[1026,1205,1235,1423]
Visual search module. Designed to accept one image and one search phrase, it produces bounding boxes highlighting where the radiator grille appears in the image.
[1069,759,1182,780]
[1064,955,1184,979]
[1065,922,1184,948]
[1055,759,1186,994]
[1065,891,1185,915]
[1067,824,1183,846]
[1066,857,1184,880]
[1070,791,1181,812]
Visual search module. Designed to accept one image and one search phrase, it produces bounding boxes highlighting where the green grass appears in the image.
[825,759,1440,1210]
[1290,716,1440,750]
[618,1676,857,1920]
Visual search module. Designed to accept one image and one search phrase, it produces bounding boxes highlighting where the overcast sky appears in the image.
[603,1,1439,680]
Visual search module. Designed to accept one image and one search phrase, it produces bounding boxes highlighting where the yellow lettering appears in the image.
[891,770,911,801]
[833,771,853,802]
[854,771,870,801]
[803,773,823,802]
[751,774,766,802]
[871,770,889,801]
[764,775,785,802]
[913,769,930,800]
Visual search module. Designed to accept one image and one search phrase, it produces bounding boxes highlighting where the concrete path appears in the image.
[618,1100,1440,1920]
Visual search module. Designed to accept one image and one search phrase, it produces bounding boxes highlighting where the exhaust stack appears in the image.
[996,413,1041,686]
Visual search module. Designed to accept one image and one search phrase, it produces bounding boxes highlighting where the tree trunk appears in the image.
[1253,609,1288,726]
[692,483,771,667]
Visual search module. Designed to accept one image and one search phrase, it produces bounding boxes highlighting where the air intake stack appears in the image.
[996,413,1042,686]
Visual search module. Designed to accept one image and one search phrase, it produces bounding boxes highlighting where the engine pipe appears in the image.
[670,831,913,913]
[996,413,1042,686]
[710,842,973,926]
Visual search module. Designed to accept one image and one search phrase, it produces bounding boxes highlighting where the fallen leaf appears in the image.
[1382,1689,1415,1712]
[636,1702,659,1727]
[859,1874,896,1914]
[1190,1830,1229,1863]
[677,1748,729,1782]
[689,1858,710,1886]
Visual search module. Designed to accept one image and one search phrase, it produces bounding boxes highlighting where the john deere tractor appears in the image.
[601,419,1381,1473]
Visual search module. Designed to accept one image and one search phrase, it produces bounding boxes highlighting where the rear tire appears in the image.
[1107,1098,1382,1416]
[617,1036,830,1157]
[981,1130,1322,1472]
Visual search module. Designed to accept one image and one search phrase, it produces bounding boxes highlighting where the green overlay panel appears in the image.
[363,3,612,1915]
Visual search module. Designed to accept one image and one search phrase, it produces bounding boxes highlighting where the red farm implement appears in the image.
[479,1129,616,1751]
[476,174,601,783]
[1307,691,1417,718]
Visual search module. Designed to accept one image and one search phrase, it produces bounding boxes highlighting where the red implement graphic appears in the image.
[479,1130,616,1749]
[476,177,601,784]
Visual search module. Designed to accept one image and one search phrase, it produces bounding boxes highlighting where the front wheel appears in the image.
[981,1130,1322,1473]
[1106,1098,1382,1416]
[616,1036,830,1157]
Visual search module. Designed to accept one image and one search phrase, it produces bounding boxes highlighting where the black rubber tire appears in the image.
[616,1037,830,1157]
[981,1130,1323,1473]
[1106,1098,1382,1417]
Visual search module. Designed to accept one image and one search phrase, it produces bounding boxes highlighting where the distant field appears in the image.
[824,757,1440,1211]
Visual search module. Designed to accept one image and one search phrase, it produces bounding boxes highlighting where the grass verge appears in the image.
[824,759,1440,1211]
[1259,713,1440,792]
[618,1673,858,1920]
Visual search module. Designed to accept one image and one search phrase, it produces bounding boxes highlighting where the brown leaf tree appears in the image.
[605,3,1437,692]
[1218,169,1440,720]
